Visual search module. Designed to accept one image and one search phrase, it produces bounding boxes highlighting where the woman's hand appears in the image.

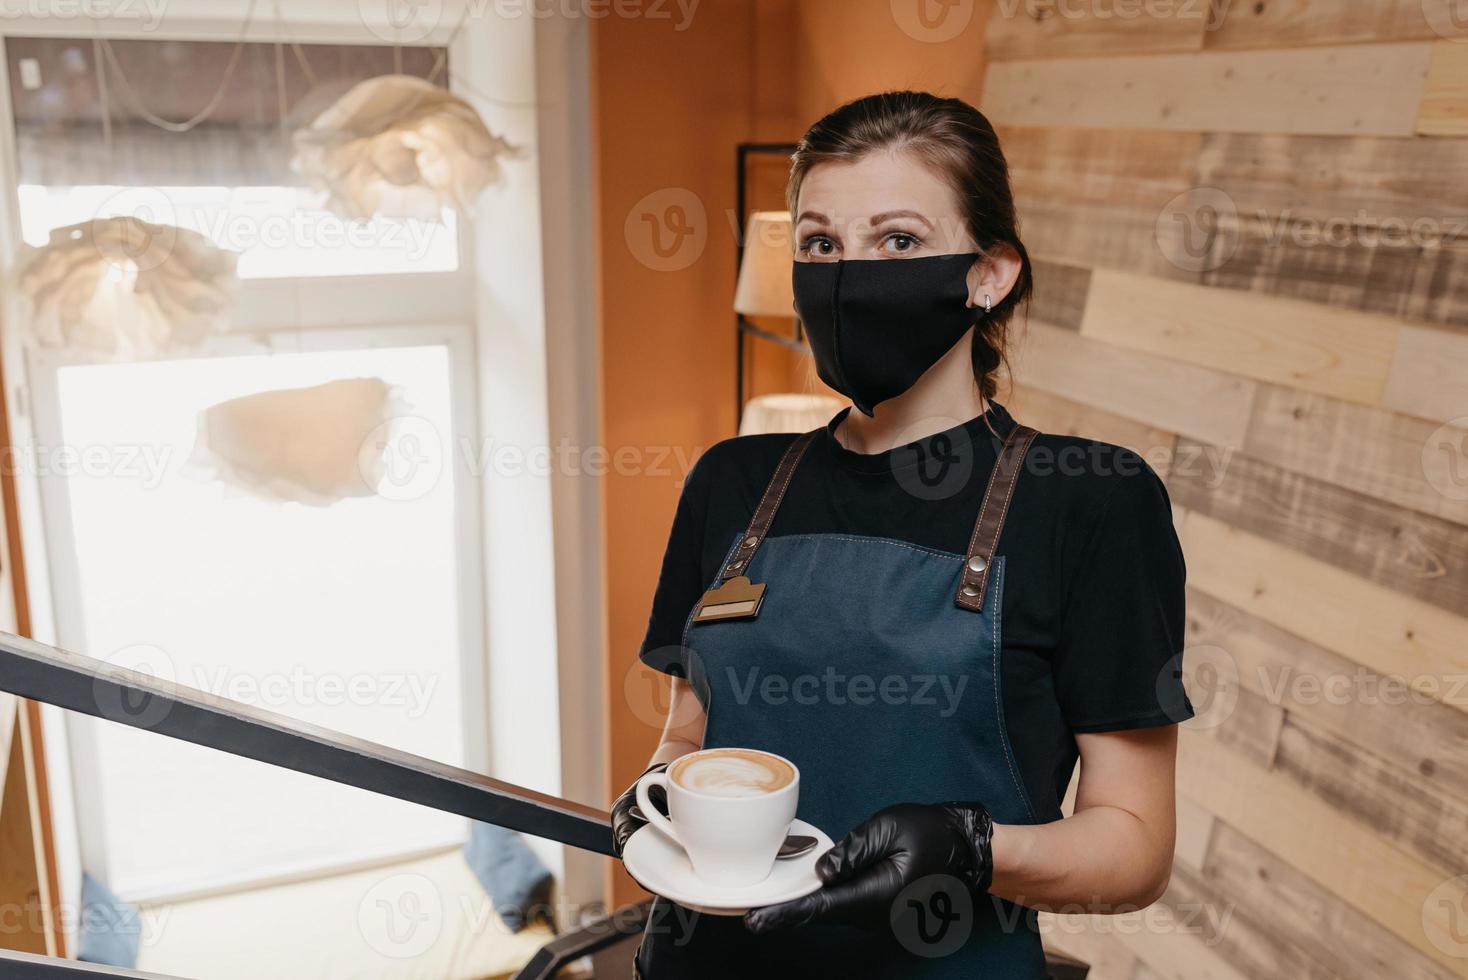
[610,762,668,857]
[743,801,994,933]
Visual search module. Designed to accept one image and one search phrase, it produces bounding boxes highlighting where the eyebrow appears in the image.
[793,209,934,229]
[869,210,933,229]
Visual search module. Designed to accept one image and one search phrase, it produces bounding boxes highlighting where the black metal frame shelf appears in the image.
[734,141,807,428]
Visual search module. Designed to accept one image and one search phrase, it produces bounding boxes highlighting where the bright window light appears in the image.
[48,343,469,900]
[18,184,460,279]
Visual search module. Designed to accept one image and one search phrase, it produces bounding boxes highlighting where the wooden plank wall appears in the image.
[982,3,1468,978]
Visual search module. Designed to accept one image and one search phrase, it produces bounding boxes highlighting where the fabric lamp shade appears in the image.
[733,211,796,317]
[188,377,405,506]
[739,393,845,436]
[15,216,238,358]
[292,74,518,222]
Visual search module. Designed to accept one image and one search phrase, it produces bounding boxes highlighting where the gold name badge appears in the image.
[692,576,767,623]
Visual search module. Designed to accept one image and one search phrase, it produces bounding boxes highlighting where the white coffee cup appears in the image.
[635,747,799,888]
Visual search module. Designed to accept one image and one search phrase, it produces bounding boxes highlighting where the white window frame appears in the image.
[0,2,607,941]
[25,320,492,903]
[0,13,494,909]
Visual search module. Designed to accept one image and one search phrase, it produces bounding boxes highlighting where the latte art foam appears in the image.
[672,750,794,798]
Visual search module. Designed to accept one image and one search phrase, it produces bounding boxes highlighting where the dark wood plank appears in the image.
[1017,198,1197,282]
[1185,589,1468,810]
[1273,711,1468,878]
[1168,437,1468,615]
[1163,862,1335,980]
[1028,259,1092,331]
[1194,131,1468,229]
[1179,821,1461,980]
[1000,125,1204,282]
[1200,214,1468,329]
[1185,671,1284,770]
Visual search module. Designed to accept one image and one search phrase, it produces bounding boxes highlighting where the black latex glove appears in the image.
[743,801,994,934]
[611,762,668,857]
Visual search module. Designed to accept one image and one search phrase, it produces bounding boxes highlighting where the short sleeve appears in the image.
[1053,455,1193,732]
[637,450,716,679]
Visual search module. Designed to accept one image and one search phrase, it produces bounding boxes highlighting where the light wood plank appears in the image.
[1081,270,1399,405]
[1039,915,1140,980]
[1173,796,1215,872]
[1243,385,1468,528]
[1013,321,1257,447]
[986,1,1207,59]
[1194,821,1460,980]
[1168,440,1468,615]
[1419,41,1468,136]
[1004,380,1178,475]
[1186,588,1468,812]
[1177,731,1468,975]
[1205,0,1468,49]
[1385,323,1468,425]
[1085,903,1253,980]
[999,125,1202,210]
[1176,507,1468,716]
[983,44,1434,136]
[1274,711,1468,879]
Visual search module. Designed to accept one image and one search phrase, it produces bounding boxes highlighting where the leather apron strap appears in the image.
[719,428,820,581]
[717,419,1039,611]
[954,423,1039,612]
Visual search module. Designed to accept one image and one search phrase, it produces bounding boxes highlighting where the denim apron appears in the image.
[636,422,1056,979]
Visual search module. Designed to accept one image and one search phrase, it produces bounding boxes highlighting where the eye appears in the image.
[883,232,921,254]
[799,235,838,259]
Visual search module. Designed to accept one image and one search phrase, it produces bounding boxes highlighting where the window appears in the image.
[29,328,486,900]
[7,36,459,279]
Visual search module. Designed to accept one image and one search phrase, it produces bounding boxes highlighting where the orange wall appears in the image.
[593,0,991,905]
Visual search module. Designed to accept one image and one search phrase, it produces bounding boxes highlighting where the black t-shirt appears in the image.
[638,401,1193,817]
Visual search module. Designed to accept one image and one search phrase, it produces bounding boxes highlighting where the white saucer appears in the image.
[622,818,833,916]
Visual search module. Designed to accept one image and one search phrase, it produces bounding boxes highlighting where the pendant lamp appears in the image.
[14,216,239,358]
[188,377,406,506]
[292,74,517,222]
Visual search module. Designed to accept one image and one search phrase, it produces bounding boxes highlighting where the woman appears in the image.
[613,91,1193,978]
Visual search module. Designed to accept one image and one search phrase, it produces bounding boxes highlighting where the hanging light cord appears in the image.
[98,0,541,133]
[95,0,260,134]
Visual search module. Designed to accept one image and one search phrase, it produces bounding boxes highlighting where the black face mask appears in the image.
[792,252,982,417]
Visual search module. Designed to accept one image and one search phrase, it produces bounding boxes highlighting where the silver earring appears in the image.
[983,294,993,315]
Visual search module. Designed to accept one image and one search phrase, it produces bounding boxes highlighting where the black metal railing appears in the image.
[0,631,612,855]
[0,949,185,979]
[0,630,1087,979]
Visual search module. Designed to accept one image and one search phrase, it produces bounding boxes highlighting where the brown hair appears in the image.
[786,91,1032,402]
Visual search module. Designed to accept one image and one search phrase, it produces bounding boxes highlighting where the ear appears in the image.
[965,244,1023,310]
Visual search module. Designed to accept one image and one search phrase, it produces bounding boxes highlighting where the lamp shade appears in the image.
[292,74,518,222]
[188,377,405,506]
[739,393,845,436]
[15,216,238,358]
[733,211,796,317]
